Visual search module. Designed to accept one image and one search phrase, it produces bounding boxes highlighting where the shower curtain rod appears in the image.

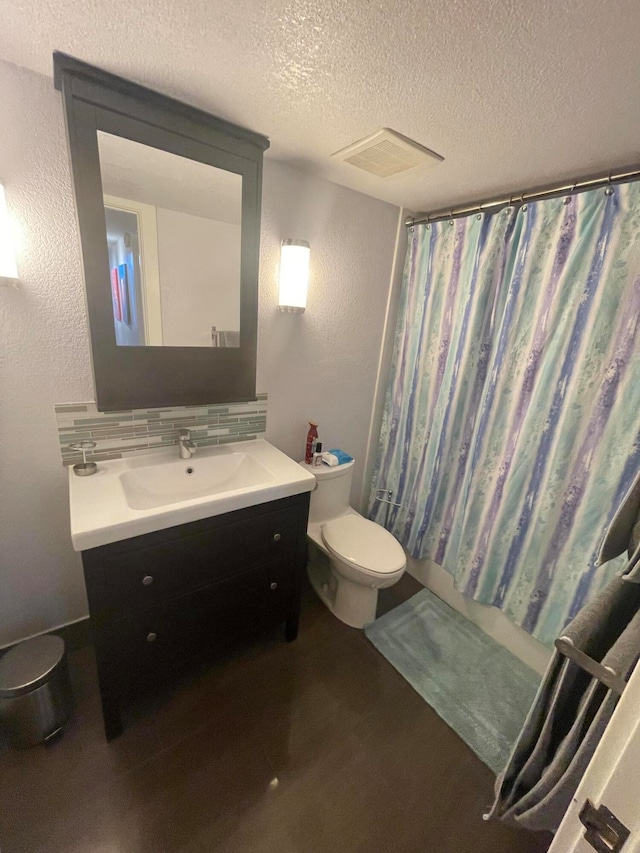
[405,164,640,228]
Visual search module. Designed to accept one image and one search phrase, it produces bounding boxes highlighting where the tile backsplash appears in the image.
[55,394,267,466]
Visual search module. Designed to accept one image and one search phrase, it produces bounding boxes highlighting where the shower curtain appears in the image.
[370,183,640,645]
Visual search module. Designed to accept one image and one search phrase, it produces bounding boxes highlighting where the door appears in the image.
[103,194,163,346]
[549,656,640,852]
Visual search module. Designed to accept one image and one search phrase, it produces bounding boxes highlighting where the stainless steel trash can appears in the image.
[0,635,73,748]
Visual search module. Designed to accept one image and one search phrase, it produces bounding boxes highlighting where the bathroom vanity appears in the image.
[55,54,317,739]
[69,440,315,739]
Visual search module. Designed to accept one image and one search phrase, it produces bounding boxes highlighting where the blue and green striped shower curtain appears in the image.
[370,184,640,645]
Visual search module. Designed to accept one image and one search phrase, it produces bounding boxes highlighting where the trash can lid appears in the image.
[0,635,66,698]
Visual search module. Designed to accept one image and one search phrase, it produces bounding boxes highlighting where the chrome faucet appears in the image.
[178,428,196,459]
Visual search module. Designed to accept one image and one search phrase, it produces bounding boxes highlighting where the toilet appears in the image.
[300,458,406,628]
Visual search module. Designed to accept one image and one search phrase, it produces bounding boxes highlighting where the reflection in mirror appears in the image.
[97,132,242,348]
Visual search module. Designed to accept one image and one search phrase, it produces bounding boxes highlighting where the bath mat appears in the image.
[365,588,541,775]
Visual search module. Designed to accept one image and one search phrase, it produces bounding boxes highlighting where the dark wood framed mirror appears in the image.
[54,52,269,411]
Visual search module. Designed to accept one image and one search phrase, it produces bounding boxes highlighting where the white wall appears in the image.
[361,211,407,509]
[0,59,400,647]
[0,61,94,648]
[257,160,401,507]
[157,207,241,346]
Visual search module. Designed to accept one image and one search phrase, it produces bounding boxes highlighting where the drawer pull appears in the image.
[146,632,157,643]
[273,533,281,542]
[270,582,278,591]
[142,575,154,586]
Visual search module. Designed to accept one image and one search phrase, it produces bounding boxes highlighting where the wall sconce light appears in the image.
[278,239,310,313]
[0,182,19,287]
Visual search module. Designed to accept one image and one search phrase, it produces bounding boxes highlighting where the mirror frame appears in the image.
[54,52,270,411]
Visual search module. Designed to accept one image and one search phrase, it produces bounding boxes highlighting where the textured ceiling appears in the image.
[1,0,639,212]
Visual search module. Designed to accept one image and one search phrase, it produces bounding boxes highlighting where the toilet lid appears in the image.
[322,515,406,575]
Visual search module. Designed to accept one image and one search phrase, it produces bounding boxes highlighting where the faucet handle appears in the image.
[178,428,191,439]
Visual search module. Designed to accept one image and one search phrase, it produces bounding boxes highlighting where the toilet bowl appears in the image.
[301,458,406,628]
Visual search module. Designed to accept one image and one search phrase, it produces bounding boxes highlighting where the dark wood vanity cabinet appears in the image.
[81,493,310,739]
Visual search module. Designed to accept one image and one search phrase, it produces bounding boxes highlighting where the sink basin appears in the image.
[120,451,274,510]
[68,439,316,551]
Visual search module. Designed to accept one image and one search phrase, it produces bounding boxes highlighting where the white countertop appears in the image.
[68,439,316,551]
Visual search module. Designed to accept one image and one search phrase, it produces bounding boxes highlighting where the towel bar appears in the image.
[555,637,627,696]
[374,488,402,508]
[374,488,402,529]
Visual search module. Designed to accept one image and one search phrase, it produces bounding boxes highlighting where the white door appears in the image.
[549,656,640,852]
[103,194,164,346]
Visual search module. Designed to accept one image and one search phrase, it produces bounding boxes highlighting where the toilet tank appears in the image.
[302,459,355,524]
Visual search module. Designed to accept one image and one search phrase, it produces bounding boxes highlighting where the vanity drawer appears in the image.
[86,504,300,617]
[99,559,295,693]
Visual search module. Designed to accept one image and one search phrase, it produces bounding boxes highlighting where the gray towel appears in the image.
[501,610,640,830]
[542,617,637,823]
[488,574,640,832]
[599,467,640,581]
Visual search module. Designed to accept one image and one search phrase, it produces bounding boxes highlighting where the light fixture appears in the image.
[278,239,310,313]
[0,182,19,286]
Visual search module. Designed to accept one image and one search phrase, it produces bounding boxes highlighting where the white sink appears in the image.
[68,439,316,551]
[120,451,274,510]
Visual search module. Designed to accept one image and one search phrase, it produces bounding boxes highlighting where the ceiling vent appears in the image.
[331,128,443,178]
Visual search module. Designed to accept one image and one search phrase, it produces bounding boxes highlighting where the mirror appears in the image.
[54,52,269,411]
[98,133,242,348]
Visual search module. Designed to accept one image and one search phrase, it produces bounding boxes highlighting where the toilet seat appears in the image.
[322,515,405,577]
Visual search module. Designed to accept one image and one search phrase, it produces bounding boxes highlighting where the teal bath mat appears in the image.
[365,589,541,775]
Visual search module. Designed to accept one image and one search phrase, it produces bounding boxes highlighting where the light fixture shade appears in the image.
[278,239,310,312]
[0,182,19,285]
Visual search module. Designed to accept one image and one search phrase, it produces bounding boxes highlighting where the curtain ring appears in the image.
[605,174,614,196]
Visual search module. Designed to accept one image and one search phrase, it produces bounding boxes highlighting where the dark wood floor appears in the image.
[0,576,552,852]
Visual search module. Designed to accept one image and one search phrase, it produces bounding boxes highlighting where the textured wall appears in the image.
[258,160,400,505]
[0,59,399,647]
[0,61,94,648]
